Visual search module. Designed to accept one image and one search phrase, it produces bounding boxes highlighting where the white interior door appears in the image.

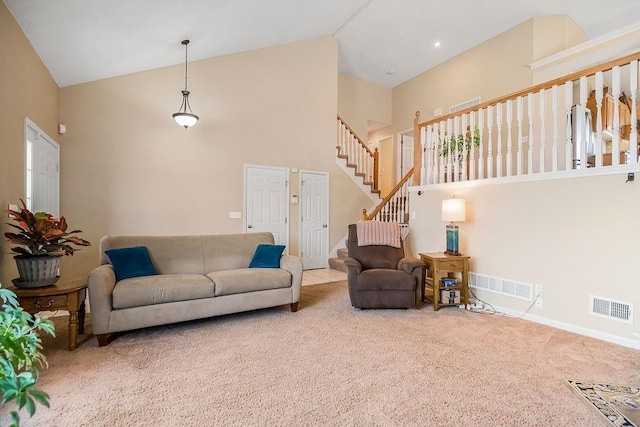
[26,119,59,216]
[397,134,414,182]
[300,171,328,270]
[244,165,289,248]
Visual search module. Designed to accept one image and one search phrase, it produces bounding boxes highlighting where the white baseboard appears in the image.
[493,305,640,350]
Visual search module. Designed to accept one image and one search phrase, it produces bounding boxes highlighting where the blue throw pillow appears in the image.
[105,246,158,281]
[249,244,286,268]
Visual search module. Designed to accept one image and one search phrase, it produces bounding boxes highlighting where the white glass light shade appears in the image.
[173,112,199,128]
[442,198,466,222]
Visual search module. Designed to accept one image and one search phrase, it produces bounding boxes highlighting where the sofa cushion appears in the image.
[105,246,158,281]
[201,233,274,273]
[207,268,291,296]
[249,244,285,268]
[112,274,215,309]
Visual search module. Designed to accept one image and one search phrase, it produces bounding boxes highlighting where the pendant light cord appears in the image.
[184,41,189,92]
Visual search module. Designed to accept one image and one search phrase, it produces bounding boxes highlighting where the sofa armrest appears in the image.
[87,264,117,335]
[398,257,426,306]
[343,257,362,275]
[280,254,303,303]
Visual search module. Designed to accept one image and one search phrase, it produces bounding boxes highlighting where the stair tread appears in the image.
[328,258,347,273]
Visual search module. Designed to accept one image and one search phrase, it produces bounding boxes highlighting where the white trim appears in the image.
[24,117,60,216]
[298,170,330,268]
[409,163,640,192]
[491,305,640,350]
[242,164,290,253]
[529,21,640,71]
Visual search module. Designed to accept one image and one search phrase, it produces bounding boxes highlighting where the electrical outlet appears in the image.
[534,284,543,297]
[534,284,543,309]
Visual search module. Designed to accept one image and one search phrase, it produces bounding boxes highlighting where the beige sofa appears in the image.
[87,232,302,346]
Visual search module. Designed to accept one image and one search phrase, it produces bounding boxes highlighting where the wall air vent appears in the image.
[469,273,532,301]
[589,295,633,324]
[449,97,481,114]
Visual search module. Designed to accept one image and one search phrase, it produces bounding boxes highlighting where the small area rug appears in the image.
[567,380,640,426]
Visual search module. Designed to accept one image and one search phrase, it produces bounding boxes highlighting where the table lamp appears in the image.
[442,197,466,256]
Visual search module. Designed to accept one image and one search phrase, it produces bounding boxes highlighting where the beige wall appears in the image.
[337,74,392,142]
[532,15,586,62]
[0,2,59,286]
[407,174,640,343]
[58,36,370,280]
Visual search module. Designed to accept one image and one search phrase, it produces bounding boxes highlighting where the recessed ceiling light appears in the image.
[386,70,395,75]
[434,41,441,48]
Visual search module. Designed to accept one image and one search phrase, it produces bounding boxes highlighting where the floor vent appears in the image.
[449,97,481,114]
[469,273,532,301]
[589,295,633,324]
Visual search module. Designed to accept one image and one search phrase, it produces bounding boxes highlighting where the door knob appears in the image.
[248,225,253,228]
[322,224,327,228]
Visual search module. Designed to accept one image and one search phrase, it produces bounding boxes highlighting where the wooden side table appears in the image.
[420,252,470,311]
[9,279,87,351]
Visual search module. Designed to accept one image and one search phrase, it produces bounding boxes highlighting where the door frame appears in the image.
[298,170,329,269]
[243,164,290,252]
[25,117,60,216]
[396,128,413,182]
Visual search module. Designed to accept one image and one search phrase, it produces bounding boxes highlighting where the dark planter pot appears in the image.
[12,255,61,288]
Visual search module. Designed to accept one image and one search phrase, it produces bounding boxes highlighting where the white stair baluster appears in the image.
[454,116,460,182]
[487,106,494,179]
[469,111,476,180]
[461,114,468,181]
[595,72,604,168]
[539,89,546,173]
[506,99,513,176]
[422,126,429,185]
[579,76,588,169]
[516,97,523,176]
[496,102,503,178]
[478,108,485,179]
[612,66,621,165]
[439,121,446,184]
[552,85,559,172]
[527,93,534,175]
[565,81,573,171]
[631,60,639,164]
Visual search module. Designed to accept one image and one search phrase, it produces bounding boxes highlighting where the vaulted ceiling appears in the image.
[5,0,640,88]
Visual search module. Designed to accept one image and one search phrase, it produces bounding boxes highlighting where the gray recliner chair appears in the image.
[344,224,425,309]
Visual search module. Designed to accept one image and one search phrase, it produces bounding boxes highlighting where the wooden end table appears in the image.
[420,252,470,311]
[9,279,87,351]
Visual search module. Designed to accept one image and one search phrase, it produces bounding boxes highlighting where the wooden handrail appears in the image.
[365,167,414,220]
[337,114,376,157]
[417,51,640,129]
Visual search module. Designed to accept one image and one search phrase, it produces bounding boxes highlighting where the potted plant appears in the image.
[4,200,91,288]
[439,126,480,181]
[439,126,480,163]
[0,284,55,426]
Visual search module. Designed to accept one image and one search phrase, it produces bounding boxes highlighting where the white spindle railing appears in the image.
[416,53,640,186]
[337,116,378,191]
[365,168,414,223]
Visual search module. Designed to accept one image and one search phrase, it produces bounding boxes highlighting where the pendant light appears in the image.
[172,39,199,128]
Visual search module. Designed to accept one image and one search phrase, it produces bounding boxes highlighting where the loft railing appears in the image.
[337,115,379,191]
[363,168,413,223]
[412,52,640,186]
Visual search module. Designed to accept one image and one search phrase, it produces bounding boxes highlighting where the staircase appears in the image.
[336,115,381,198]
[329,115,414,272]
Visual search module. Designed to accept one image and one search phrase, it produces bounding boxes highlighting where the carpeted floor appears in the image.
[2,281,639,426]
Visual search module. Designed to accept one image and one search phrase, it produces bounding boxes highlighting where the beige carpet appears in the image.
[2,281,639,426]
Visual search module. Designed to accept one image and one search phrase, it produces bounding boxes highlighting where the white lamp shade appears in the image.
[442,198,466,222]
[173,112,199,128]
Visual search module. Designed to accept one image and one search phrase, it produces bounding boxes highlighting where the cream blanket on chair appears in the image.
[356,220,401,248]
